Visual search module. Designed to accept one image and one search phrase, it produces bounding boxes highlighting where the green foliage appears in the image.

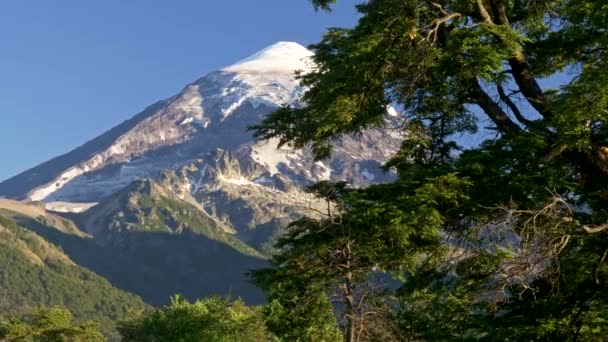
[0,214,147,340]
[88,178,264,258]
[262,294,341,342]
[252,177,470,340]
[0,307,105,342]
[117,295,273,342]
[252,0,608,340]
[133,193,263,258]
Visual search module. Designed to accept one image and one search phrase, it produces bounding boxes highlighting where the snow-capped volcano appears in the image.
[0,41,402,241]
[225,41,314,74]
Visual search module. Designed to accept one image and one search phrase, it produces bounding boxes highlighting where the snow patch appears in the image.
[45,202,98,214]
[28,167,86,201]
[313,161,332,180]
[221,97,246,118]
[218,173,260,187]
[191,165,208,194]
[180,117,194,125]
[250,138,294,175]
[216,42,314,121]
[224,42,313,74]
[387,106,399,117]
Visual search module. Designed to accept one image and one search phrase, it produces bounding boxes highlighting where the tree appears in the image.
[0,307,104,342]
[252,178,469,342]
[117,295,272,342]
[253,0,608,340]
[261,292,342,342]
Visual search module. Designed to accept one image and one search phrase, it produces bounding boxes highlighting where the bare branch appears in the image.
[508,53,553,118]
[476,0,494,24]
[430,2,449,16]
[473,0,552,119]
[581,224,608,234]
[469,78,522,135]
[425,12,461,43]
[496,83,532,126]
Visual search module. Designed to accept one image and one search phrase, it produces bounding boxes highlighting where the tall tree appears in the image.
[253,0,608,340]
[252,178,469,342]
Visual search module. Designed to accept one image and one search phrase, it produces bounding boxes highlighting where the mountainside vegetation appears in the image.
[79,177,263,258]
[117,295,272,342]
[2,0,607,341]
[0,214,147,340]
[0,183,267,307]
[0,307,105,342]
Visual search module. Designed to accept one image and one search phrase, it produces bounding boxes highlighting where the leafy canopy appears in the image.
[0,307,105,342]
[117,295,272,342]
[253,0,608,340]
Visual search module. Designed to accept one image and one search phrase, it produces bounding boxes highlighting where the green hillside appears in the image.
[70,178,267,305]
[0,214,147,340]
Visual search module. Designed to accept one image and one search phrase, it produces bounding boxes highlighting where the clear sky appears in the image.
[0,0,360,181]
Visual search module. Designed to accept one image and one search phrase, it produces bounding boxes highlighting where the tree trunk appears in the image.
[342,240,357,342]
[344,275,356,342]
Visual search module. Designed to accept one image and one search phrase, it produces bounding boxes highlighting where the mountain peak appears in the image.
[0,40,401,205]
[222,41,313,74]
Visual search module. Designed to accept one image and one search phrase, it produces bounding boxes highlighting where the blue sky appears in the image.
[0,0,359,181]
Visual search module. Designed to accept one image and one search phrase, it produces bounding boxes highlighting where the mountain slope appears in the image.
[0,196,267,307]
[0,100,168,200]
[0,213,147,339]
[0,42,400,204]
[79,173,262,258]
[0,41,402,307]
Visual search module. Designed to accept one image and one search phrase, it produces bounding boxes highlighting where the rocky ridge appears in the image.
[0,41,402,247]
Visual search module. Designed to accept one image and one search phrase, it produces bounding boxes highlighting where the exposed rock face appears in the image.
[0,41,402,247]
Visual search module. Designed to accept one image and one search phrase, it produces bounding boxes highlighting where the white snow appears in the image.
[361,168,376,181]
[215,42,314,121]
[45,201,98,213]
[180,117,194,125]
[224,42,313,74]
[222,176,256,186]
[387,106,399,117]
[28,167,86,201]
[218,173,264,188]
[171,85,205,123]
[220,97,247,118]
[313,161,332,180]
[191,165,208,194]
[250,138,294,175]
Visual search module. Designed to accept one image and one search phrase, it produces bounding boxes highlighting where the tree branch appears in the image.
[581,223,608,234]
[477,0,552,119]
[585,145,608,178]
[425,12,461,43]
[496,83,531,125]
[469,78,522,135]
[476,0,494,24]
[508,53,552,118]
[496,83,554,136]
[490,0,510,26]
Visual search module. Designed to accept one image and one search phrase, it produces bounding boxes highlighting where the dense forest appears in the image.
[2,0,607,341]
